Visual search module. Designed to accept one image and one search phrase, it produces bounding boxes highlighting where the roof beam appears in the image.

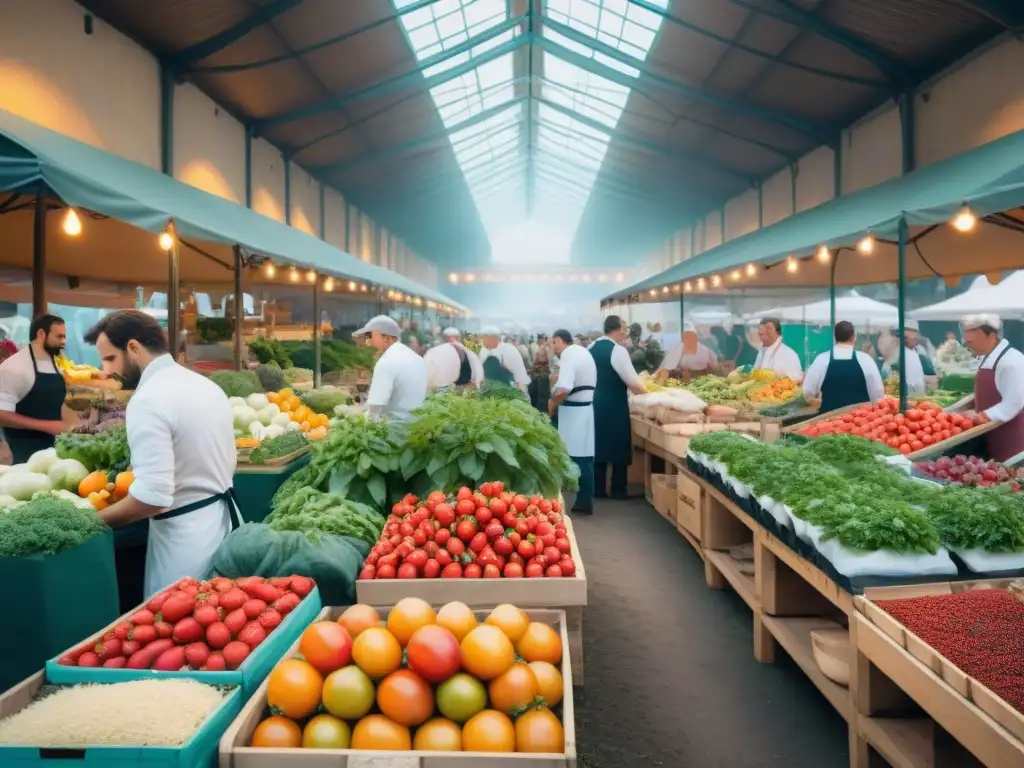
[725,0,916,86]
[369,158,528,208]
[623,0,889,88]
[954,0,1024,29]
[538,16,832,143]
[255,15,528,130]
[532,153,682,203]
[166,0,306,71]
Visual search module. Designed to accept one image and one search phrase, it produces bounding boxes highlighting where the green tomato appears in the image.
[321,666,375,720]
[436,673,487,723]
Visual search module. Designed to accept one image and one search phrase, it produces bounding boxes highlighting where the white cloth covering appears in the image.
[423,342,483,389]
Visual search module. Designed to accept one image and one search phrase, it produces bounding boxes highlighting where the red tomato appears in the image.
[407,624,461,683]
[436,549,453,567]
[517,540,536,559]
[447,538,466,556]
[442,563,463,578]
[423,559,441,578]
[456,520,478,542]
[434,504,456,527]
[504,562,524,578]
[455,499,475,517]
[483,564,501,578]
[457,487,473,501]
[525,563,544,578]
[397,563,418,579]
[559,557,576,577]
[377,564,396,579]
[464,564,482,579]
[475,506,493,525]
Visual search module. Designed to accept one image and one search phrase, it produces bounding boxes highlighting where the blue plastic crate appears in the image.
[0,679,242,767]
[44,585,322,697]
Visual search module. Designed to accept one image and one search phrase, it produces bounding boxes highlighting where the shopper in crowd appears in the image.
[479,326,531,391]
[529,334,552,413]
[961,313,1024,462]
[355,315,427,421]
[904,320,937,376]
[423,327,483,390]
[659,324,719,380]
[590,315,646,500]
[0,314,79,463]
[802,320,885,412]
[83,309,239,602]
[549,329,596,515]
[753,318,803,381]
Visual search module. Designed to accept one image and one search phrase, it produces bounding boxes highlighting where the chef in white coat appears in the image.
[84,310,238,599]
[549,329,596,515]
[480,326,531,391]
[423,328,484,390]
[752,318,803,381]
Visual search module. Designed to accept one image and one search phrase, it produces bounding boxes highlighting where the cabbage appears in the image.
[232,405,259,430]
[48,458,90,493]
[26,448,58,475]
[228,396,247,408]
[263,424,286,439]
[270,413,292,428]
[248,421,267,441]
[246,393,270,410]
[0,494,18,508]
[0,471,53,501]
[256,403,281,425]
[286,421,302,432]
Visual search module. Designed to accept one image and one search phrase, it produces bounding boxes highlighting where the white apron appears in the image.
[144,494,238,598]
[558,386,596,458]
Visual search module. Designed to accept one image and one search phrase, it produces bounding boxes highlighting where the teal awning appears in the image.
[0,108,464,312]
[605,128,1024,302]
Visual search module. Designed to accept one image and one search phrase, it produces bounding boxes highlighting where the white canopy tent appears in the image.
[910,271,1024,321]
[745,290,899,328]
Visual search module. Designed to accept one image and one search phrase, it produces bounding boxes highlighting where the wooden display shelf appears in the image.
[704,549,756,609]
[855,716,935,768]
[761,615,850,719]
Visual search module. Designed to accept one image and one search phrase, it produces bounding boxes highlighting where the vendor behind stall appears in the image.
[658,325,718,380]
[549,329,596,515]
[423,328,483,390]
[803,321,885,412]
[0,314,79,463]
[479,326,531,391]
[752,318,803,381]
[355,315,427,421]
[961,314,1024,462]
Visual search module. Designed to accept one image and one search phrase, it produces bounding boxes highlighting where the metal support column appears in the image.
[167,221,181,360]
[159,67,174,175]
[244,127,253,208]
[312,275,322,388]
[829,255,838,332]
[233,246,244,371]
[318,184,326,239]
[897,217,908,411]
[757,183,763,228]
[899,92,916,174]
[679,294,685,335]
[790,162,797,215]
[720,206,726,244]
[283,158,291,225]
[32,192,47,317]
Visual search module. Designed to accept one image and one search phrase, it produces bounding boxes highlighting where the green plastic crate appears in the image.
[0,530,119,693]
[0,677,242,767]
[45,585,322,697]
[233,453,309,523]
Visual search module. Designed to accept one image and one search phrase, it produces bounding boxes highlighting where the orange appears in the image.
[515,622,562,664]
[387,597,436,647]
[300,420,311,432]
[488,662,539,715]
[528,661,563,707]
[436,601,477,643]
[293,405,310,423]
[462,710,515,752]
[485,604,529,642]
[460,625,515,680]
[266,659,323,720]
[338,604,381,639]
[377,669,434,726]
[413,718,462,751]
[352,626,402,678]
[279,387,295,398]
[279,399,293,413]
[251,715,302,748]
[351,715,411,751]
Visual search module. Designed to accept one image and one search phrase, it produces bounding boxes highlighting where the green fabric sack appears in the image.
[209,523,369,606]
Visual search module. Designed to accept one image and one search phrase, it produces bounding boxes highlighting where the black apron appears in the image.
[819,348,871,414]
[452,343,473,387]
[154,487,244,526]
[6,347,67,464]
[482,352,515,385]
[591,338,632,466]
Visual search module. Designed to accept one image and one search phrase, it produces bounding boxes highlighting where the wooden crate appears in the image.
[630,415,650,443]
[676,471,703,543]
[650,474,677,523]
[906,421,999,461]
[219,608,577,768]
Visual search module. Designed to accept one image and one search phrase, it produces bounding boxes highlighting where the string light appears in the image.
[697,278,706,291]
[662,286,669,294]
[348,281,357,291]
[264,262,276,278]
[746,263,756,277]
[730,269,741,281]
[711,274,722,288]
[465,273,475,282]
[649,289,657,297]
[158,230,175,252]
[673,284,681,292]
[289,267,300,283]
[582,275,591,282]
[952,205,977,232]
[786,256,798,273]
[816,245,830,263]
[306,269,317,283]
[61,208,82,237]
[323,277,334,292]
[449,273,459,284]
[684,282,692,292]
[598,274,608,283]
[615,272,625,283]
[857,235,875,255]
[360,284,368,292]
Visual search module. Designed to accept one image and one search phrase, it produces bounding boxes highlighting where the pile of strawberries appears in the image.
[57,575,315,671]
[360,482,578,580]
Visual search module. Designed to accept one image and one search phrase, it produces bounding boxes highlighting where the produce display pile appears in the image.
[266,490,384,546]
[359,484,575,581]
[55,426,130,472]
[250,599,566,752]
[247,337,376,376]
[798,398,982,454]
[914,455,1024,491]
[689,431,1024,559]
[230,388,332,444]
[688,369,800,407]
[878,588,1024,712]
[55,575,315,671]
[0,493,106,557]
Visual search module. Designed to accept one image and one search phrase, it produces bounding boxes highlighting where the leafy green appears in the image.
[266,487,383,545]
[300,387,353,415]
[471,381,529,402]
[248,337,293,369]
[927,486,1024,553]
[248,432,308,465]
[209,370,263,398]
[283,367,313,384]
[195,317,233,343]
[0,495,107,557]
[312,414,403,510]
[55,426,130,472]
[253,364,286,392]
[282,340,375,375]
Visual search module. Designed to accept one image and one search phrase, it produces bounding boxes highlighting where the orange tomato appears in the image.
[338,604,381,638]
[302,714,350,749]
[514,707,564,753]
[488,662,539,715]
[387,597,437,646]
[113,471,134,500]
[460,625,515,680]
[436,601,477,642]
[299,621,353,675]
[377,669,435,726]
[251,715,302,748]
[288,396,301,411]
[300,420,311,432]
[462,710,515,752]
[529,661,563,707]
[352,626,402,678]
[485,604,529,642]
[279,387,295,398]
[267,392,280,404]
[351,715,411,751]
[266,659,323,719]
[279,399,293,413]
[293,405,310,423]
[413,718,462,751]
[515,622,562,664]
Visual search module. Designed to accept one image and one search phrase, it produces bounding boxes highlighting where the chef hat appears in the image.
[442,327,460,339]
[481,325,501,337]
[961,313,1002,332]
[904,319,920,331]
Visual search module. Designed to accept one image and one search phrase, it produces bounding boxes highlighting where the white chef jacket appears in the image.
[661,342,718,372]
[588,336,642,389]
[979,339,1024,423]
[753,339,803,382]
[802,346,885,403]
[423,342,483,389]
[0,346,58,412]
[366,341,427,421]
[480,342,531,390]
[126,355,236,597]
[553,344,597,458]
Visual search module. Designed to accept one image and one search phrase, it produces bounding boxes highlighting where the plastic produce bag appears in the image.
[208,523,369,606]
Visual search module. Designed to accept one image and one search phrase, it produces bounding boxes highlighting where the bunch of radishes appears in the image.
[359,482,578,580]
[914,454,1024,491]
[57,575,315,671]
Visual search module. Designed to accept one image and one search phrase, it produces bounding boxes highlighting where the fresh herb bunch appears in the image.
[927,486,1024,553]
[283,340,375,374]
[312,414,403,510]
[195,317,233,343]
[248,432,308,465]
[55,426,130,472]
[266,487,383,545]
[395,393,579,499]
[471,381,529,402]
[248,337,293,369]
[271,462,332,511]
[795,433,897,465]
[0,496,107,557]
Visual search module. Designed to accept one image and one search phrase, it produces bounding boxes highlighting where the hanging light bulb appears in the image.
[449,273,459,284]
[305,269,316,283]
[347,281,356,291]
[360,284,368,292]
[711,274,722,288]
[264,262,276,278]
[697,278,706,291]
[62,208,82,237]
[673,283,681,292]
[684,281,692,292]
[746,263,756,277]
[786,256,798,273]
[158,230,175,251]
[952,205,977,233]
[816,245,831,263]
[323,277,334,292]
[857,235,875,255]
[465,273,475,282]
[649,289,657,297]
[289,267,300,283]
[582,274,591,282]
[730,269,741,282]
[662,286,669,294]
[615,272,625,283]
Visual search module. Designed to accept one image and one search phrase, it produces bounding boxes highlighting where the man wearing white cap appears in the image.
[423,328,483,391]
[961,314,1024,462]
[353,315,427,421]
[479,326,530,391]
